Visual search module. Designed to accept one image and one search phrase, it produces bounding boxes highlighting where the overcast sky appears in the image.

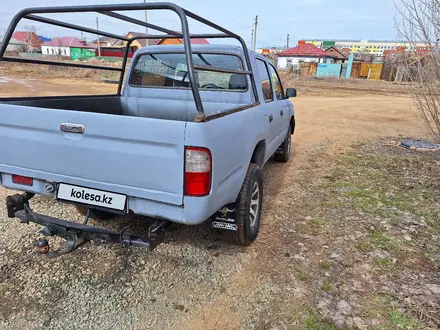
[0,0,400,48]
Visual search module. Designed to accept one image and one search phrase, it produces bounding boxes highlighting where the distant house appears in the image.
[325,46,348,63]
[112,32,161,51]
[127,32,161,48]
[0,36,26,52]
[41,37,96,60]
[157,35,209,45]
[276,44,335,70]
[38,36,52,43]
[12,31,42,52]
[92,36,120,47]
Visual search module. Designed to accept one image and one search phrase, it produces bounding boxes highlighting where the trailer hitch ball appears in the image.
[36,238,50,253]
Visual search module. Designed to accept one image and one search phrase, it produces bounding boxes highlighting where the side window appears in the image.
[268,64,284,100]
[255,59,273,102]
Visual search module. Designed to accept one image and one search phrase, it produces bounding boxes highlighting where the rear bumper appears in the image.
[2,183,210,225]
[1,175,219,226]
[6,193,168,256]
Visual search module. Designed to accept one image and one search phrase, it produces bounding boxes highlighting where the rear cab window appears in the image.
[130,53,247,91]
[255,59,273,102]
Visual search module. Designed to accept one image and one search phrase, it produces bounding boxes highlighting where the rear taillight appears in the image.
[12,175,33,186]
[185,147,212,197]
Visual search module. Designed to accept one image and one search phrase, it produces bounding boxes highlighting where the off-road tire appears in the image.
[227,163,263,245]
[75,205,116,220]
[275,129,291,162]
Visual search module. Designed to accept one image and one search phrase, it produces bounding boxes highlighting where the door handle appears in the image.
[60,123,85,134]
[269,115,273,123]
[280,109,284,116]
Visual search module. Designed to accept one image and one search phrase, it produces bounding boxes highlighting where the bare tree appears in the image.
[396,0,440,141]
[23,25,37,53]
[55,38,64,56]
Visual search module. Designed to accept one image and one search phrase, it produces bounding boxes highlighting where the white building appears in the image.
[277,43,334,70]
[41,37,94,57]
[301,39,431,56]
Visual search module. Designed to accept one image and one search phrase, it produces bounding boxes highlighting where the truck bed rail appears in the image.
[0,2,259,122]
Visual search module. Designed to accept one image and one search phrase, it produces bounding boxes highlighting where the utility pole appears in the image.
[96,17,101,57]
[144,0,148,35]
[287,33,290,49]
[251,29,254,51]
[253,15,258,52]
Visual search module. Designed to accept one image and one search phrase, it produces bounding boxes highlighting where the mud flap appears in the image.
[211,203,238,231]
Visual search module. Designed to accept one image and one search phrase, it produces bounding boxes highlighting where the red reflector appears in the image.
[185,147,212,197]
[12,175,33,186]
[185,172,211,197]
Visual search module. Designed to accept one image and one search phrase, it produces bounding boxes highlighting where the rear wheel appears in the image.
[227,163,263,245]
[75,205,116,220]
[275,129,291,162]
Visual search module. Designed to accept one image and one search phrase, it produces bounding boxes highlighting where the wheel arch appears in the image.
[251,139,266,169]
[290,116,295,135]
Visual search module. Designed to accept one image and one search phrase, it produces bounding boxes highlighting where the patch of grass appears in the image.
[370,229,397,253]
[389,307,421,329]
[366,295,421,329]
[356,241,374,252]
[342,188,413,219]
[321,280,332,293]
[305,311,338,330]
[366,294,389,319]
[311,218,327,226]
[374,258,395,276]
[322,200,344,208]
[325,152,439,222]
[318,260,331,270]
[296,268,310,282]
[320,180,352,189]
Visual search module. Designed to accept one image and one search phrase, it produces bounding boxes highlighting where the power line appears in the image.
[253,15,258,51]
[96,17,101,56]
[143,0,148,35]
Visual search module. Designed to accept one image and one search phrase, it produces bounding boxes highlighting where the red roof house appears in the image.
[41,37,96,57]
[277,43,331,57]
[42,37,95,48]
[324,46,348,63]
[12,31,42,51]
[276,43,335,69]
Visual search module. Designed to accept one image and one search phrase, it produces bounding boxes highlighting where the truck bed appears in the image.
[2,93,250,122]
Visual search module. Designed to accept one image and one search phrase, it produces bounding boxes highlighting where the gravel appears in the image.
[0,189,250,329]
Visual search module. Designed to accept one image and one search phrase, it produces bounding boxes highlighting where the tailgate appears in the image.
[0,104,186,206]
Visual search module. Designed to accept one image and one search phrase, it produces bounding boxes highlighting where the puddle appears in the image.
[400,139,439,151]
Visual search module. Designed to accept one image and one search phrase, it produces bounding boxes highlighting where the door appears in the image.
[268,63,291,139]
[254,59,280,158]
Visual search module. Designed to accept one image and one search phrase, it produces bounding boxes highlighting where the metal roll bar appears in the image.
[0,2,259,122]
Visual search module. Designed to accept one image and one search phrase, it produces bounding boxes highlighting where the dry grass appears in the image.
[0,59,122,81]
[278,70,411,97]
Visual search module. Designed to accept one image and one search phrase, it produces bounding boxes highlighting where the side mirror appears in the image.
[286,88,297,98]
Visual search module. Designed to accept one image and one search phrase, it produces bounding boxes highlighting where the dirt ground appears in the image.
[0,74,439,329]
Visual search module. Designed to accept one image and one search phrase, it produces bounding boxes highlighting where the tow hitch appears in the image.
[6,192,169,258]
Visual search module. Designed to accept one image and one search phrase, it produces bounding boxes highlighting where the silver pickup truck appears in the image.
[0,3,296,256]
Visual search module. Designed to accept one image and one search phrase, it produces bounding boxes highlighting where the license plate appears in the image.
[57,183,127,211]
